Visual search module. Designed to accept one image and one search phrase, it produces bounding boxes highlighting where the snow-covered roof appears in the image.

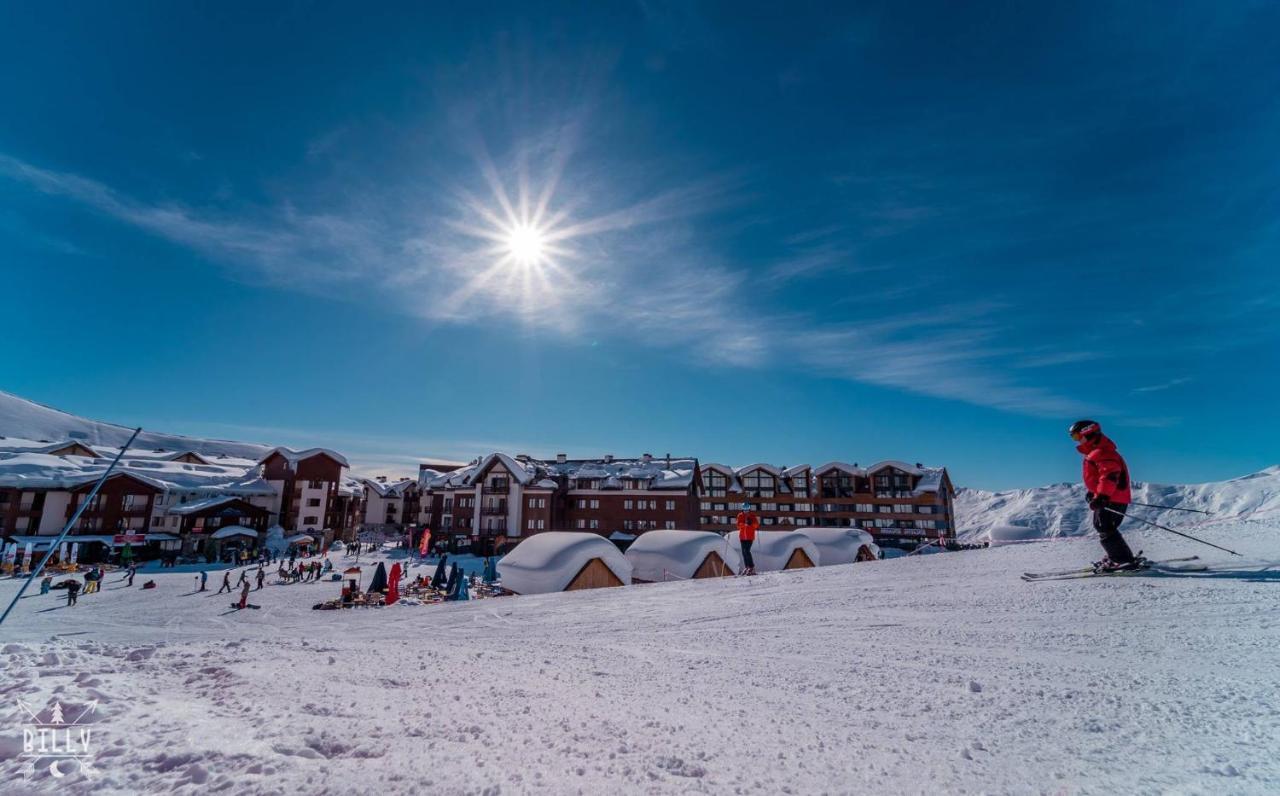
[168,495,245,515]
[286,534,315,544]
[548,456,698,491]
[813,461,867,477]
[699,463,742,491]
[467,452,538,486]
[725,530,819,573]
[363,477,416,498]
[795,528,877,566]
[736,463,782,477]
[210,526,258,540]
[497,532,633,594]
[911,467,948,496]
[625,530,739,580]
[258,447,350,468]
[867,460,924,476]
[0,451,276,495]
[782,464,811,477]
[533,478,558,489]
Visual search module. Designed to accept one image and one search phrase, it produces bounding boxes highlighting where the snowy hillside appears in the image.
[0,390,273,460]
[956,465,1280,542]
[1,521,1277,792]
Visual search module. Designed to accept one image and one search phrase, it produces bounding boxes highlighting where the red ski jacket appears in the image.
[1077,434,1132,505]
[736,511,760,542]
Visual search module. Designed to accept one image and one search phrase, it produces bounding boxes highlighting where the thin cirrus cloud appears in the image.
[0,148,1096,418]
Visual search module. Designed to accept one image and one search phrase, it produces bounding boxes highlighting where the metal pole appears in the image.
[0,427,142,627]
[1106,507,1242,557]
[1129,501,1212,515]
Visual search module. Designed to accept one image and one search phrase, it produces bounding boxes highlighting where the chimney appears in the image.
[916,462,923,469]
[665,453,671,466]
[556,453,567,464]
[642,453,653,463]
[603,454,614,463]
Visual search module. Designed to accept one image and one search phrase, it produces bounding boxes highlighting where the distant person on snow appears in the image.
[218,571,233,594]
[736,503,760,576]
[1070,419,1138,570]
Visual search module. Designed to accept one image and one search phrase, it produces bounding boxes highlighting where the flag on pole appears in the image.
[69,543,80,564]
[22,542,33,574]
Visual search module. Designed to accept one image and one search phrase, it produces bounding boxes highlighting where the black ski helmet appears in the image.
[1068,419,1101,440]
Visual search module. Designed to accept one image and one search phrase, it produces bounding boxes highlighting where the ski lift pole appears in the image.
[0,427,142,628]
[1128,501,1212,515]
[1106,507,1242,557]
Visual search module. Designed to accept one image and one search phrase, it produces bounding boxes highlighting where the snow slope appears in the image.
[0,520,1278,793]
[956,465,1280,542]
[0,390,273,461]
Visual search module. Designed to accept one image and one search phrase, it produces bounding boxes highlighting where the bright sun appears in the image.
[505,223,546,266]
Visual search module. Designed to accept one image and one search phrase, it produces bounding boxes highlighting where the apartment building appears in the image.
[420,452,699,555]
[697,460,954,549]
[0,441,359,561]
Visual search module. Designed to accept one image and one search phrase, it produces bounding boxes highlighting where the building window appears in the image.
[855,503,873,513]
[665,500,676,511]
[646,500,656,510]
[590,499,600,509]
[700,502,711,511]
[152,516,163,527]
[589,519,599,529]
[528,497,546,509]
[303,516,318,525]
[894,504,913,514]
[576,519,586,529]
[664,521,676,530]
[307,498,321,507]
[624,499,634,510]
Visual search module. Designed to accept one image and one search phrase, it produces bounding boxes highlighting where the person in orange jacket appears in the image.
[736,503,760,575]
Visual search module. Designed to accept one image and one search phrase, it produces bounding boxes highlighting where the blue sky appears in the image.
[2,2,1278,489]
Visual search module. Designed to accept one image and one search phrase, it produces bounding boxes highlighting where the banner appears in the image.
[418,529,432,557]
[22,542,33,574]
[69,543,79,564]
[59,541,68,565]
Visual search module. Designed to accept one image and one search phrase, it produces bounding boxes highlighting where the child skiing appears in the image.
[736,503,760,575]
[1070,419,1139,571]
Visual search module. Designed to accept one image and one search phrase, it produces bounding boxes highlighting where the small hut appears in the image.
[497,532,632,595]
[625,530,739,582]
[726,530,819,572]
[796,528,880,566]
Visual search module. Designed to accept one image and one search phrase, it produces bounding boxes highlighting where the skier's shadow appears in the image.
[1147,567,1280,583]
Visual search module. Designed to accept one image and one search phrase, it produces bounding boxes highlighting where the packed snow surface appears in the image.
[625,529,739,580]
[726,529,819,572]
[0,518,1277,793]
[496,531,632,594]
[956,465,1280,542]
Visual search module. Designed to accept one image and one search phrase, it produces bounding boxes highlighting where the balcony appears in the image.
[480,504,507,516]
[482,484,509,494]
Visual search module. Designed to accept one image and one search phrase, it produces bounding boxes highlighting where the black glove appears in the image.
[1085,491,1094,503]
[1089,495,1107,512]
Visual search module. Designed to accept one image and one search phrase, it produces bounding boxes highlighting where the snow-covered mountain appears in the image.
[956,465,1280,542]
[0,389,273,460]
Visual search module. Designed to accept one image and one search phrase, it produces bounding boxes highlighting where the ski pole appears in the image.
[1128,501,1212,515]
[1106,507,1242,556]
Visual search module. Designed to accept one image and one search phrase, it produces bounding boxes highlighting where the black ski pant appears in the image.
[740,539,755,571]
[1093,501,1136,564]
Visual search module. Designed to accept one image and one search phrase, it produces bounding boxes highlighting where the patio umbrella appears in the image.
[455,575,470,601]
[444,563,461,597]
[121,543,134,564]
[386,562,401,605]
[483,556,497,584]
[368,562,388,594]
[431,555,448,590]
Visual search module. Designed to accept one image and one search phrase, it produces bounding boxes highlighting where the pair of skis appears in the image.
[1022,555,1203,582]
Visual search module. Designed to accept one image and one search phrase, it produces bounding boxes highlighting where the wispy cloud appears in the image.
[1,141,1097,419]
[1132,377,1192,394]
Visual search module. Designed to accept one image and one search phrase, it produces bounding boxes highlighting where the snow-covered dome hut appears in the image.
[725,530,818,572]
[497,532,633,595]
[796,527,879,565]
[625,530,739,582]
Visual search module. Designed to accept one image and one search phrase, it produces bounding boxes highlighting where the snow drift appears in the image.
[0,389,273,461]
[796,527,879,564]
[497,532,632,594]
[956,465,1280,543]
[625,529,738,580]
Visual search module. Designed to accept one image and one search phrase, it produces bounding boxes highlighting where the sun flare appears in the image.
[505,223,547,266]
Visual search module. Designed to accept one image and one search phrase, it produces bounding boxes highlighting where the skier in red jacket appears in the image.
[736,504,760,576]
[1070,420,1138,570]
